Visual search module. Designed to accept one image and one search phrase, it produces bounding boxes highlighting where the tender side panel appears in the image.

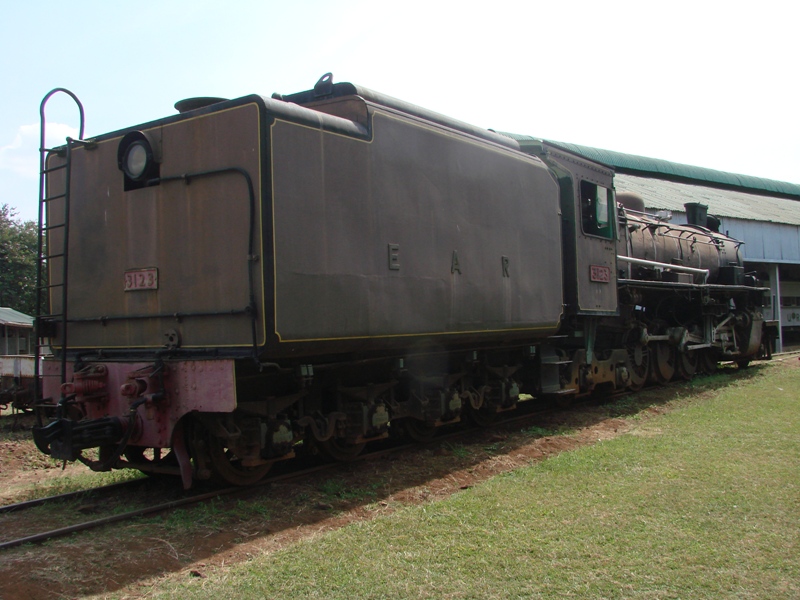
[47,103,264,349]
[270,111,563,342]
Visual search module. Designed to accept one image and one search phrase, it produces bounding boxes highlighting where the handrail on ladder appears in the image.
[35,88,86,427]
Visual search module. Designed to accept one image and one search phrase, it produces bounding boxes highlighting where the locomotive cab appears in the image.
[523,142,619,317]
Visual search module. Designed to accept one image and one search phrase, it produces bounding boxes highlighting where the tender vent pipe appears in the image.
[174,97,229,114]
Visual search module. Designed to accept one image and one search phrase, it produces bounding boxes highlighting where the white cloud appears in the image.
[0,122,79,179]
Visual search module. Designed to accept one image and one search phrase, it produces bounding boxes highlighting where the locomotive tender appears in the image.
[33,74,766,487]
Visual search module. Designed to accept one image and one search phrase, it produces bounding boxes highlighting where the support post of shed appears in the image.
[768,264,783,353]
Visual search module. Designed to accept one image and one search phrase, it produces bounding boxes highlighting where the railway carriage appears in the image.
[1,308,36,412]
[32,75,767,487]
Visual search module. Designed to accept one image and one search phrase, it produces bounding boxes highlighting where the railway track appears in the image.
[0,463,334,552]
[0,399,562,551]
[0,478,150,516]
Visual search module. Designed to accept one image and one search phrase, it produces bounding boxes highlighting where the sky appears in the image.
[1,0,798,223]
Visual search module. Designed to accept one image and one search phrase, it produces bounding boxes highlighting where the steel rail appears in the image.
[0,485,243,551]
[0,479,143,515]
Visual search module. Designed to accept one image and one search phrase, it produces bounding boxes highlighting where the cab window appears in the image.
[580,181,614,239]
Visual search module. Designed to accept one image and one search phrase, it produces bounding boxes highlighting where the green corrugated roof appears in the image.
[0,307,33,327]
[502,133,800,200]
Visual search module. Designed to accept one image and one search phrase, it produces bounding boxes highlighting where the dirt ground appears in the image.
[0,357,796,599]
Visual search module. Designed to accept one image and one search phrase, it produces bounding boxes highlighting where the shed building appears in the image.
[1,308,34,392]
[0,307,33,356]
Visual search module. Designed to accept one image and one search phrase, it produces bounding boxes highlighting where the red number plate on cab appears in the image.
[590,265,611,283]
[124,268,158,291]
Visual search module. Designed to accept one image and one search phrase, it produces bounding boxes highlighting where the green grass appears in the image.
[318,478,383,503]
[443,441,472,459]
[142,362,799,599]
[523,425,561,438]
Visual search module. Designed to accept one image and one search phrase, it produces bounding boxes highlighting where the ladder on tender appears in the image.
[34,89,87,420]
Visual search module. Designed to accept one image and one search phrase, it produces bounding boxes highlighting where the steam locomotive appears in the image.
[32,74,767,487]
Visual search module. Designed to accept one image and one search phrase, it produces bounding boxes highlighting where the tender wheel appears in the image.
[464,387,497,427]
[208,436,271,486]
[191,420,271,486]
[676,350,699,380]
[318,437,366,461]
[649,342,676,384]
[466,404,497,427]
[400,418,438,442]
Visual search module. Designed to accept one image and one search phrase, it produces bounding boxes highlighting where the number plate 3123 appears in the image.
[590,265,611,283]
[124,268,158,291]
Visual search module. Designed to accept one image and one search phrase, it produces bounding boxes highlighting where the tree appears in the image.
[0,204,39,315]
